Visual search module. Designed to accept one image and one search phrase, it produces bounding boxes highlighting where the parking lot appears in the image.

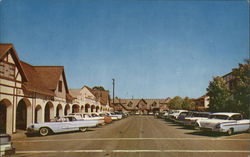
[12,116,250,157]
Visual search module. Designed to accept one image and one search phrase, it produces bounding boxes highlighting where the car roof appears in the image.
[211,112,241,116]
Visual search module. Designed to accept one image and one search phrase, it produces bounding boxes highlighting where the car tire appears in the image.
[194,123,200,130]
[39,127,50,136]
[79,127,87,132]
[227,128,234,136]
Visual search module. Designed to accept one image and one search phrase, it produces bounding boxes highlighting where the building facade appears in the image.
[0,44,112,134]
[194,95,210,111]
[69,86,112,114]
[112,98,170,114]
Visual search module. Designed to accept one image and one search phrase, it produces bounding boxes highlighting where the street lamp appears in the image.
[112,78,115,106]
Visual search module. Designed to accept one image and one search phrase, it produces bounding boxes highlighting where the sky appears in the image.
[0,0,249,99]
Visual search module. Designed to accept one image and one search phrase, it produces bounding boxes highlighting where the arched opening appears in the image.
[56,104,63,118]
[91,105,95,112]
[16,98,32,130]
[45,102,54,122]
[35,105,42,123]
[72,104,80,113]
[0,99,12,134]
[81,105,84,112]
[96,106,100,112]
[85,104,90,113]
[64,104,70,116]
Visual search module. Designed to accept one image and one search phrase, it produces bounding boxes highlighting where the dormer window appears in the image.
[58,81,62,92]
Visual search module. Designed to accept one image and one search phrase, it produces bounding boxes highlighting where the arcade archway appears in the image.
[45,102,54,122]
[16,98,32,130]
[0,99,12,133]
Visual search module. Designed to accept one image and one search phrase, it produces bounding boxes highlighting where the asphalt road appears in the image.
[11,116,250,157]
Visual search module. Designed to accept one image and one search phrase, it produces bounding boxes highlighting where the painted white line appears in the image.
[139,118,143,138]
[16,149,250,154]
[13,137,250,143]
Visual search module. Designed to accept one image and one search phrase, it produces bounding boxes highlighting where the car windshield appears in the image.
[209,115,229,120]
[179,112,189,116]
[191,113,209,118]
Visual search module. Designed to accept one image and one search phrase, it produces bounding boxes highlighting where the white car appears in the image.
[0,134,15,156]
[196,112,250,135]
[26,116,98,136]
[69,113,105,125]
[183,112,211,127]
[168,110,188,120]
[106,112,122,120]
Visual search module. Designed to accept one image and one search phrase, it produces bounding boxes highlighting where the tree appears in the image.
[231,59,250,118]
[92,86,105,91]
[168,96,183,109]
[182,97,195,110]
[206,76,231,112]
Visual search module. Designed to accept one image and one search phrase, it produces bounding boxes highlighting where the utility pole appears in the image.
[112,78,115,105]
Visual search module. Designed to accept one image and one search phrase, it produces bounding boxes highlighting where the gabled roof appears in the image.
[0,44,12,59]
[34,66,64,90]
[0,43,28,82]
[112,98,170,110]
[82,85,96,97]
[21,61,55,96]
[0,43,73,99]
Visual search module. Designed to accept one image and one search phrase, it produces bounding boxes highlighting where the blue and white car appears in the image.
[26,116,99,136]
[196,112,250,135]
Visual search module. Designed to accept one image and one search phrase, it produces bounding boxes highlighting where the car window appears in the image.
[230,115,242,120]
[209,115,229,120]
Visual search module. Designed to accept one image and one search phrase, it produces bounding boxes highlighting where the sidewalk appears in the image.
[11,130,27,140]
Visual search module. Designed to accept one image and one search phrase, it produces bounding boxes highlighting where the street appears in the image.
[12,116,250,157]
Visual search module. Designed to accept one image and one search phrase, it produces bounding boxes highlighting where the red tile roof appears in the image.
[34,66,64,91]
[20,61,55,96]
[0,43,73,99]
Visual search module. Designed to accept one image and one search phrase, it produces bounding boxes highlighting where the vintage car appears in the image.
[175,111,190,123]
[0,134,15,156]
[106,112,122,120]
[196,112,250,135]
[168,110,188,121]
[114,111,129,118]
[26,116,99,136]
[98,113,113,124]
[69,113,105,125]
[183,112,211,127]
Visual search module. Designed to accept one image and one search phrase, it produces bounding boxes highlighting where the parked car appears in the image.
[114,111,129,118]
[168,110,188,121]
[26,116,99,136]
[98,113,113,124]
[148,112,154,115]
[175,111,190,123]
[68,113,105,125]
[196,112,250,135]
[183,112,211,127]
[0,134,15,156]
[106,112,122,120]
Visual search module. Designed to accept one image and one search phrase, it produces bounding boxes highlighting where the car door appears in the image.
[231,115,243,132]
[60,118,74,132]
